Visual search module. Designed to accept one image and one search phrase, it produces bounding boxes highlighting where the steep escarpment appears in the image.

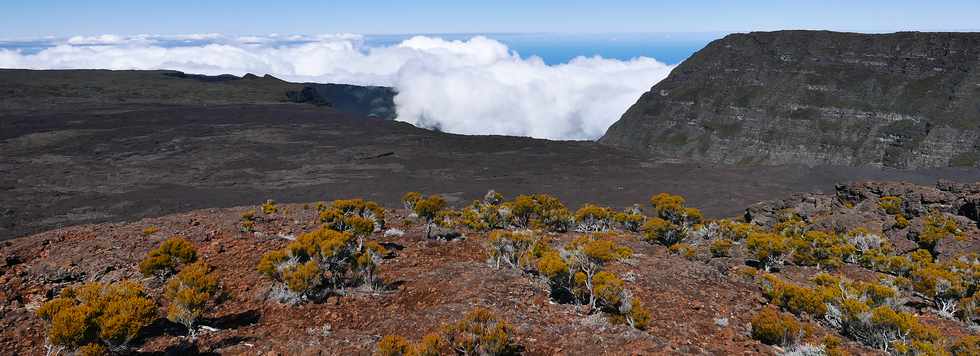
[600,30,980,168]
[0,69,396,119]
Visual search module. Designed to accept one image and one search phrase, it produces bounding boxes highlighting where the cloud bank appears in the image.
[0,34,673,140]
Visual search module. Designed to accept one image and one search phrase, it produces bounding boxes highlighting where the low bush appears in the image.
[318,198,386,237]
[717,219,755,241]
[454,192,509,231]
[750,307,801,346]
[780,274,944,353]
[240,211,256,232]
[613,206,645,232]
[667,242,696,259]
[746,232,790,272]
[790,231,855,268]
[772,210,807,237]
[486,230,538,269]
[376,335,413,356]
[443,307,517,355]
[911,264,966,318]
[574,204,614,232]
[952,335,980,356]
[411,195,447,238]
[710,239,733,257]
[164,261,220,337]
[498,194,573,232]
[261,199,278,215]
[649,192,685,222]
[641,217,684,246]
[894,214,910,229]
[761,274,829,317]
[141,226,160,236]
[915,212,960,255]
[377,308,516,356]
[879,196,903,215]
[139,236,198,279]
[37,281,157,353]
[562,236,632,310]
[258,226,386,303]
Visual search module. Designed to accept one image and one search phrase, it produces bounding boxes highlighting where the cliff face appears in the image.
[600,31,980,168]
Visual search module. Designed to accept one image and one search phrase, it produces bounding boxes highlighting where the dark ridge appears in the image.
[600,30,980,169]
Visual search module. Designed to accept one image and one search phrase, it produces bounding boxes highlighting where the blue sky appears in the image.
[2,0,979,39]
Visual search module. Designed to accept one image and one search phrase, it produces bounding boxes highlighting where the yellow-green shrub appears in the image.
[262,199,277,215]
[613,207,645,232]
[747,232,790,272]
[37,281,156,352]
[761,274,829,317]
[911,264,966,315]
[717,219,755,241]
[258,225,385,302]
[164,261,219,337]
[894,214,910,229]
[879,196,903,215]
[486,230,537,269]
[402,191,422,210]
[952,335,980,356]
[641,217,684,246]
[916,212,960,254]
[574,204,614,232]
[710,239,734,257]
[667,242,696,259]
[139,236,197,278]
[750,308,801,346]
[649,192,685,222]
[318,198,385,235]
[790,231,855,268]
[376,335,413,356]
[443,307,516,355]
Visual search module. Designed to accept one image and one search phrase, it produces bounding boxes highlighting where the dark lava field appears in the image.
[1,70,979,240]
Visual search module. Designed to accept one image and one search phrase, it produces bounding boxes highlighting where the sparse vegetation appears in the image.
[879,196,903,215]
[139,236,198,279]
[37,281,157,354]
[613,206,645,232]
[141,226,160,236]
[409,194,447,238]
[486,230,538,269]
[258,223,387,303]
[916,212,960,256]
[18,185,980,354]
[574,203,614,232]
[262,199,278,215]
[377,307,517,356]
[710,239,733,257]
[746,232,790,272]
[164,261,220,337]
[751,307,801,346]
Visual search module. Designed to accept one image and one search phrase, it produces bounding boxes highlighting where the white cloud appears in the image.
[0,34,673,140]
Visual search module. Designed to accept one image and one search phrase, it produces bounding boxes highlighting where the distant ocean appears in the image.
[366,33,720,65]
[0,33,722,66]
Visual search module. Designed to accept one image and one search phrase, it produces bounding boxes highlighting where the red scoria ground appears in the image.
[1,184,977,355]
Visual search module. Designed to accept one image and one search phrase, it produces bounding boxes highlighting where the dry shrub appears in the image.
[376,308,517,356]
[164,261,220,337]
[750,307,801,346]
[37,281,156,353]
[139,236,197,279]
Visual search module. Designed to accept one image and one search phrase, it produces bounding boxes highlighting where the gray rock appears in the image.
[600,30,980,169]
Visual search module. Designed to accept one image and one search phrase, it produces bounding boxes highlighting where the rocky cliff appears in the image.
[600,31,980,168]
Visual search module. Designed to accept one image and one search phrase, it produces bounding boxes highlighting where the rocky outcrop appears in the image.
[745,180,980,256]
[600,31,980,168]
[286,83,397,119]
